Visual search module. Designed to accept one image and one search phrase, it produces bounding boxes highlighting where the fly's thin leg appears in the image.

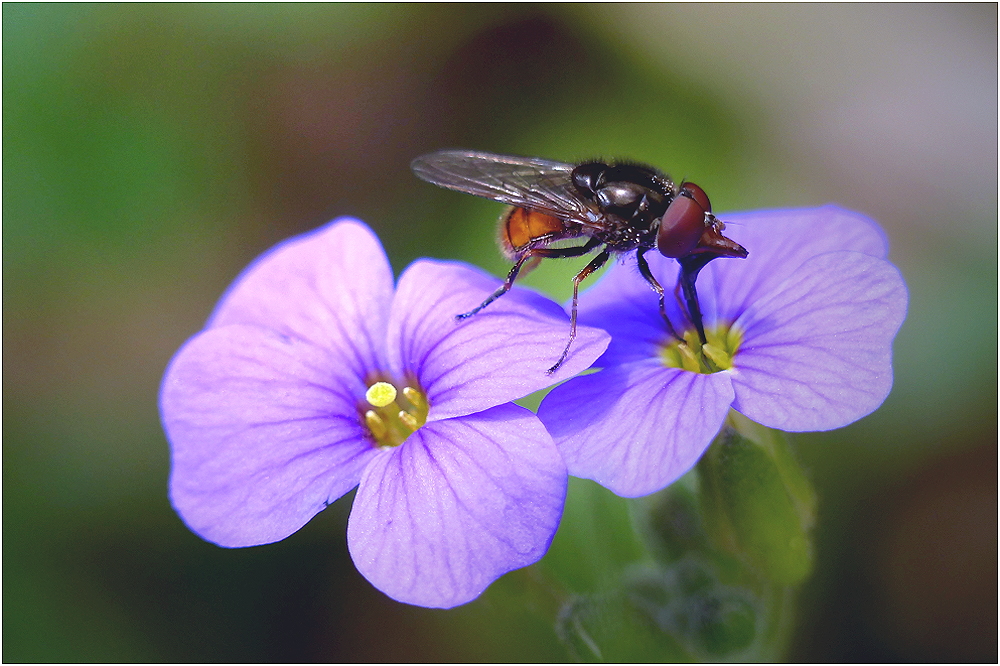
[636,248,683,342]
[547,247,611,375]
[457,237,601,320]
[456,252,532,320]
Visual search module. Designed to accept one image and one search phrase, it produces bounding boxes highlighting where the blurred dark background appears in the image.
[4,4,996,662]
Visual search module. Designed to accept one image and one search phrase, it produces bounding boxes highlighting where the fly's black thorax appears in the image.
[571,161,676,251]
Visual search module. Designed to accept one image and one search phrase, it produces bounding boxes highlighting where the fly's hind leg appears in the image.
[456,251,534,320]
[456,237,601,320]
[547,246,611,375]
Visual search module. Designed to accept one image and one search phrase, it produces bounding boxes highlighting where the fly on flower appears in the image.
[411,149,749,373]
[536,206,909,498]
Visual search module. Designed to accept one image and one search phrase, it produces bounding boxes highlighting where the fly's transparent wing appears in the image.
[411,150,599,223]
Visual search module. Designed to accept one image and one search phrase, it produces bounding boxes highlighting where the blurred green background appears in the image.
[4,3,996,662]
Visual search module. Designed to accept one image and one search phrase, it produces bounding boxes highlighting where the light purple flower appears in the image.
[537,205,908,498]
[160,217,608,608]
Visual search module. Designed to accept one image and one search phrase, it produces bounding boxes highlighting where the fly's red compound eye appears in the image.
[680,182,711,212]
[657,194,706,258]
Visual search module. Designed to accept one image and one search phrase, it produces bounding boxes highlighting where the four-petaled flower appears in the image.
[160,218,608,608]
[537,205,908,497]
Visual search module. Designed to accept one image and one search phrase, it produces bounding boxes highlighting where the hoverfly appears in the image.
[410,149,748,374]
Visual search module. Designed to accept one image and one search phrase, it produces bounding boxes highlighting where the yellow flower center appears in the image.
[659,325,742,374]
[361,380,429,448]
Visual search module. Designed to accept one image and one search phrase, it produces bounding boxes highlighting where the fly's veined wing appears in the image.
[411,150,598,223]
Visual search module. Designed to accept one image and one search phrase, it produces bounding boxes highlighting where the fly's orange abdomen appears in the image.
[498,207,565,259]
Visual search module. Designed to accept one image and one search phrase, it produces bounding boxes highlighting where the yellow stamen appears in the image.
[398,411,419,431]
[365,410,388,440]
[402,386,426,411]
[702,343,732,370]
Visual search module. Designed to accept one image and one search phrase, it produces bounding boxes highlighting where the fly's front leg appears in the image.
[636,248,683,342]
[457,237,601,320]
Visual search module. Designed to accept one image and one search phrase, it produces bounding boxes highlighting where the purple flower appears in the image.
[160,217,608,608]
[537,205,908,498]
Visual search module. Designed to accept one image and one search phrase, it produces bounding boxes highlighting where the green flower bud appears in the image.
[697,412,817,586]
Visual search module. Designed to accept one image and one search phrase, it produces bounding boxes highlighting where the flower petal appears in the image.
[347,404,566,608]
[208,218,394,380]
[731,251,908,431]
[702,206,891,325]
[722,205,888,259]
[387,260,609,420]
[161,324,378,547]
[537,360,735,497]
